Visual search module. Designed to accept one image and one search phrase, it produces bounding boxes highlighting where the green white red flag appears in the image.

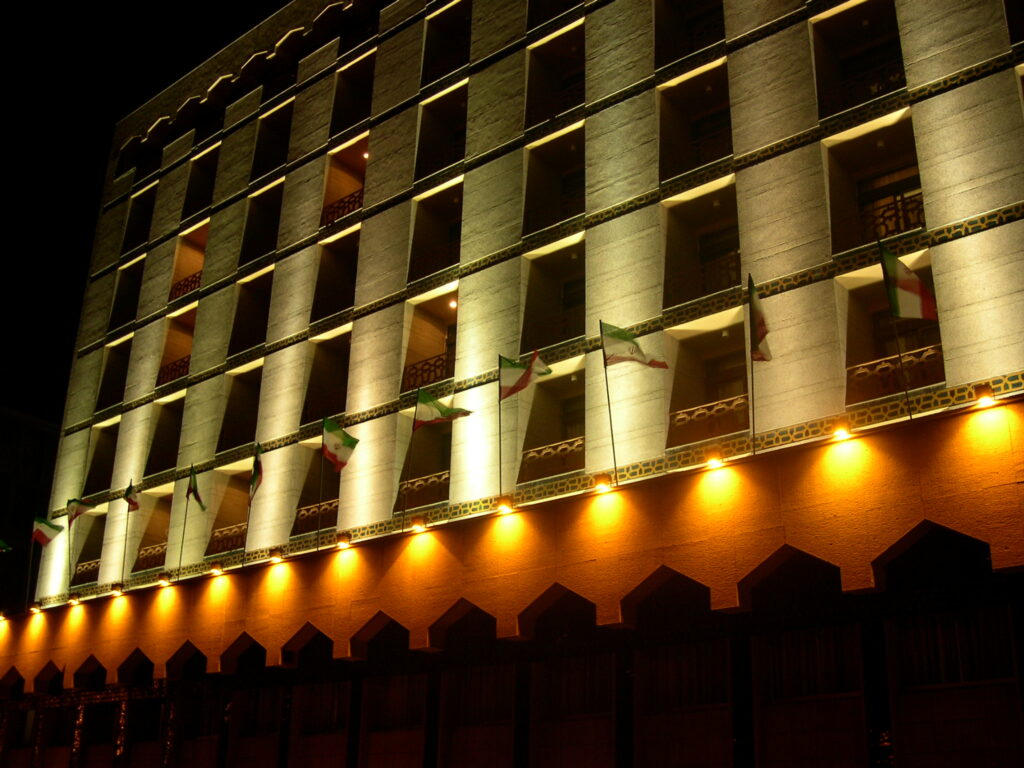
[32,517,63,546]
[747,275,772,362]
[414,389,471,430]
[249,444,263,504]
[123,481,140,512]
[499,351,551,400]
[0,539,11,552]
[186,465,207,511]
[880,244,937,320]
[322,419,359,472]
[66,498,95,526]
[600,322,668,369]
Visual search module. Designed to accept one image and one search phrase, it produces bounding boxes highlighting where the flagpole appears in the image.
[65,504,73,597]
[242,447,257,565]
[177,471,193,581]
[496,357,504,498]
[24,535,36,612]
[317,421,326,552]
[598,330,620,486]
[401,389,422,522]
[120,487,131,585]
[748,340,757,456]
[878,241,914,421]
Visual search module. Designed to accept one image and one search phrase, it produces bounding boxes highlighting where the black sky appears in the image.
[2,1,291,613]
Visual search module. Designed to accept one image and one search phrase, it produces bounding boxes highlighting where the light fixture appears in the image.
[110,584,124,597]
[0,612,5,622]
[833,418,852,441]
[209,562,224,576]
[410,516,427,533]
[336,532,352,549]
[269,549,284,564]
[157,573,172,588]
[362,151,369,159]
[974,383,995,408]
[593,474,613,494]
[496,496,514,515]
[448,298,458,310]
[705,448,724,469]
[68,595,81,606]
[30,604,41,614]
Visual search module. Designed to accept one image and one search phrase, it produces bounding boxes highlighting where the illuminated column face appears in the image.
[265,241,320,344]
[932,223,1024,385]
[340,413,400,529]
[736,145,829,276]
[247,444,315,551]
[257,346,308,441]
[584,95,657,212]
[745,281,846,434]
[450,383,502,502]
[64,350,103,426]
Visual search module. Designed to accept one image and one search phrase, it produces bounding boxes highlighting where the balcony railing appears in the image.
[518,435,585,483]
[397,470,450,509]
[291,499,339,536]
[132,542,167,573]
[156,354,191,386]
[402,352,454,391]
[206,522,248,556]
[169,269,203,301]
[321,188,364,228]
[846,344,944,405]
[70,559,100,586]
[860,192,924,242]
[668,394,749,447]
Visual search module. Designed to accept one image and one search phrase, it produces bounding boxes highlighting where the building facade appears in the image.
[2,0,1023,765]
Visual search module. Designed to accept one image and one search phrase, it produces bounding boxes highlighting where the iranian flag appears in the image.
[499,351,551,400]
[66,498,95,526]
[186,465,207,512]
[0,539,10,552]
[880,244,938,320]
[249,444,263,504]
[413,389,471,430]
[123,481,140,512]
[747,275,772,362]
[32,517,63,546]
[322,419,359,472]
[600,322,668,368]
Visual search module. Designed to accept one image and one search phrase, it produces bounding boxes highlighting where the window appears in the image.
[422,0,471,86]
[182,145,219,220]
[523,125,585,235]
[825,111,923,254]
[108,256,145,332]
[131,493,172,573]
[302,331,351,425]
[811,0,906,118]
[70,513,107,587]
[206,470,256,555]
[520,237,585,352]
[95,335,132,411]
[157,306,196,387]
[83,421,119,497]
[322,134,367,228]
[415,84,468,180]
[145,396,185,476]
[330,50,375,136]
[409,182,464,282]
[216,365,263,454]
[311,229,359,322]
[659,61,731,182]
[663,177,740,308]
[238,180,284,266]
[527,0,580,30]
[250,100,294,181]
[518,362,585,482]
[654,0,725,69]
[402,288,458,391]
[169,222,207,301]
[227,269,273,357]
[121,184,157,253]
[396,419,454,510]
[525,22,585,128]
[666,310,748,447]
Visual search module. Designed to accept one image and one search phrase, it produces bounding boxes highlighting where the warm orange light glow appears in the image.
[68,596,80,606]
[0,613,5,622]
[448,299,458,309]
[269,554,284,564]
[593,473,613,494]
[30,605,41,614]
[410,516,427,533]
[974,383,995,408]
[210,566,224,576]
[336,532,352,549]
[496,496,514,515]
[158,577,171,588]
[833,425,851,441]
[977,395,996,408]
[706,457,724,469]
[110,587,124,597]
[705,447,724,469]
[362,151,369,159]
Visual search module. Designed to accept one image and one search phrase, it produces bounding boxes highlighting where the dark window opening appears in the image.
[83,423,119,497]
[145,400,184,477]
[521,241,585,352]
[122,186,157,254]
[302,334,351,426]
[523,127,585,234]
[654,0,725,69]
[158,307,196,386]
[132,495,171,573]
[422,0,472,86]
[311,231,359,322]
[250,102,294,181]
[527,0,580,30]
[525,24,585,128]
[227,271,274,357]
[205,473,253,555]
[415,86,468,179]
[238,182,284,266]
[518,372,585,482]
[216,367,263,454]
[71,514,107,587]
[395,422,453,510]
[331,52,375,136]
[659,63,732,181]
[109,257,146,332]
[96,338,132,412]
[182,148,219,220]
[409,184,463,282]
[169,224,207,301]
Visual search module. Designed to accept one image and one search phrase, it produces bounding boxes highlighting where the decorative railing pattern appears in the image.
[397,470,450,509]
[519,436,586,483]
[321,188,364,227]
[846,344,944,405]
[668,394,749,447]
[168,269,203,301]
[401,352,454,391]
[861,193,924,242]
[291,500,339,536]
[132,542,167,573]
[71,559,100,586]
[156,354,191,386]
[206,522,248,556]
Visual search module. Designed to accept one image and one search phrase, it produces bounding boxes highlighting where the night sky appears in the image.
[2,1,291,614]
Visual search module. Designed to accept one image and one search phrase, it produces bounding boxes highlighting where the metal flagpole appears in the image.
[878,241,915,421]
[119,484,131,585]
[177,470,193,580]
[401,389,423,521]
[748,336,757,456]
[317,420,326,552]
[496,357,504,498]
[598,331,621,486]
